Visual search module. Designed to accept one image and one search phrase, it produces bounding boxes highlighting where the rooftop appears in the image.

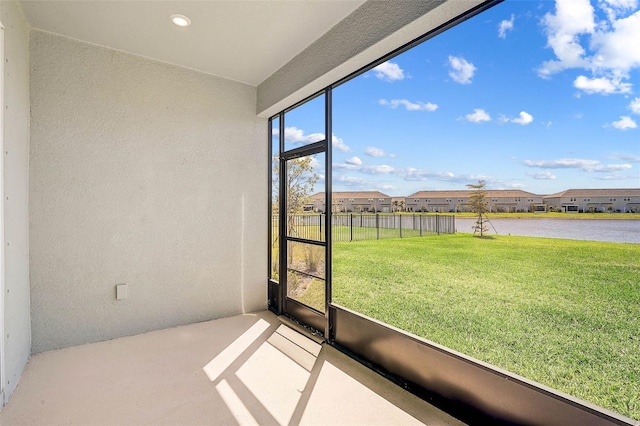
[544,188,640,198]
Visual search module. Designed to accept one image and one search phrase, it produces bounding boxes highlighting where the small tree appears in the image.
[466,180,490,237]
[273,156,319,237]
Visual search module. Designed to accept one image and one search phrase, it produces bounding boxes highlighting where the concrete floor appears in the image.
[0,310,465,426]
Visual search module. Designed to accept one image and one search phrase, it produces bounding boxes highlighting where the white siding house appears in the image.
[543,189,640,213]
[308,191,392,213]
[405,190,544,213]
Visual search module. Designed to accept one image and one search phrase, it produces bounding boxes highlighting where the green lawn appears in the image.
[331,234,640,420]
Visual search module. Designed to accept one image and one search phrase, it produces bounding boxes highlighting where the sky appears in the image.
[278,0,640,197]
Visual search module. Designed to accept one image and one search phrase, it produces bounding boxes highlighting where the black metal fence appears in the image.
[272,213,455,242]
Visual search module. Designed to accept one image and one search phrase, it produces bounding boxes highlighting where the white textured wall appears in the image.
[1,0,30,406]
[29,31,266,353]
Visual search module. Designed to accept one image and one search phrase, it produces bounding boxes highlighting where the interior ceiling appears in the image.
[19,0,366,86]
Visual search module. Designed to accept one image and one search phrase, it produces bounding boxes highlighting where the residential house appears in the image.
[405,190,544,213]
[307,191,392,213]
[543,189,640,213]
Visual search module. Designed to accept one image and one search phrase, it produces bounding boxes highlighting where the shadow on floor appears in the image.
[0,310,464,425]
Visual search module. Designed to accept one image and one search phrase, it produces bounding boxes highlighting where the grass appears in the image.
[332,234,640,420]
[284,241,326,312]
[295,276,325,312]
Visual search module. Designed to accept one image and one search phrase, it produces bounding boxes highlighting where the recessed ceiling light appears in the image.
[170,14,191,27]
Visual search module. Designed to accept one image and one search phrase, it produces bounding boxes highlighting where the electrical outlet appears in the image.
[116,284,127,300]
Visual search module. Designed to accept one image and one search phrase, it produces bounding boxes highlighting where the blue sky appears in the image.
[280,0,640,196]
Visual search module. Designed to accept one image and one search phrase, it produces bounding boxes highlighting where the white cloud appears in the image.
[334,175,369,187]
[511,111,534,125]
[282,126,324,144]
[590,8,640,72]
[573,75,632,94]
[596,173,638,180]
[379,184,397,191]
[527,171,557,180]
[308,157,321,170]
[612,153,640,162]
[523,158,599,169]
[332,134,351,152]
[522,157,632,172]
[601,0,638,19]
[538,0,595,77]
[402,168,456,182]
[464,108,491,123]
[448,56,477,84]
[332,175,398,192]
[281,126,350,152]
[335,161,494,185]
[345,156,362,166]
[333,163,358,171]
[506,183,527,189]
[539,0,640,95]
[373,61,405,81]
[379,99,438,111]
[629,97,640,114]
[333,162,395,175]
[590,163,633,172]
[365,146,386,157]
[498,14,515,38]
[609,115,638,129]
[361,165,395,175]
[603,0,638,8]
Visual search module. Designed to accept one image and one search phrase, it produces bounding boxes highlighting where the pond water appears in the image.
[455,217,640,244]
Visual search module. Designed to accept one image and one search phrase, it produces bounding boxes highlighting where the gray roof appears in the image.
[543,188,640,199]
